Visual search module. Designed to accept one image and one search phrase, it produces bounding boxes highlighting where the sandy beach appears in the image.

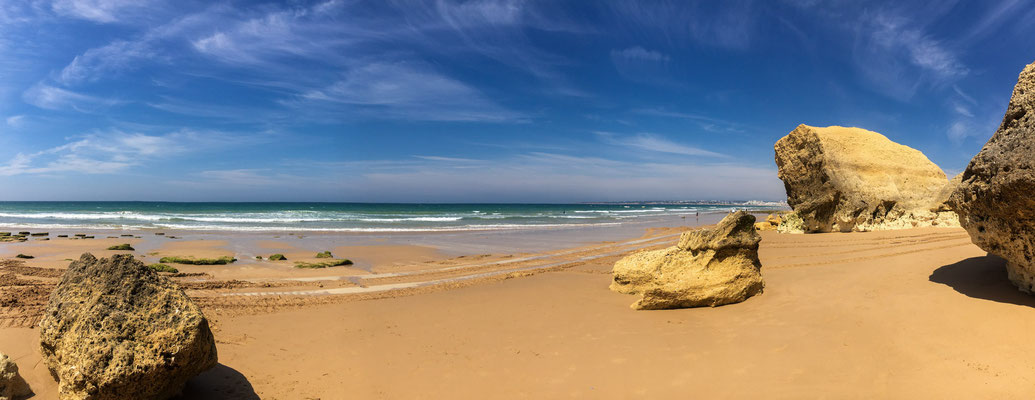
[3,221,1030,399]
[5,2,1033,399]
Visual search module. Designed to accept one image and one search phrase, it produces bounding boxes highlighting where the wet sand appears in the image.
[3,224,1033,398]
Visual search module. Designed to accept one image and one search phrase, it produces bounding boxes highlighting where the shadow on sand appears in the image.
[930,254,1035,307]
[176,363,259,400]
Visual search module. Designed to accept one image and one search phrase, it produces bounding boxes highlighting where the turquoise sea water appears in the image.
[0,202,786,233]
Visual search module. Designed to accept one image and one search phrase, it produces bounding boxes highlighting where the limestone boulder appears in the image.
[774,124,958,232]
[611,211,764,309]
[949,61,1035,293]
[753,214,782,231]
[39,253,217,400]
[1,352,31,400]
[754,221,775,231]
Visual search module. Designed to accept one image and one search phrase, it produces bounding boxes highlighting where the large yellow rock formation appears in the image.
[774,124,958,232]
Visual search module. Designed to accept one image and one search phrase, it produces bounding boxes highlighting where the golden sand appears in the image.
[2,226,1030,398]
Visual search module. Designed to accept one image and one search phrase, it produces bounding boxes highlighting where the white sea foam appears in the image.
[0,202,787,233]
[0,212,169,221]
[144,222,623,232]
[357,217,464,222]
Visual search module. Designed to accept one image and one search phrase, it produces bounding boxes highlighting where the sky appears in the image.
[0,0,1033,203]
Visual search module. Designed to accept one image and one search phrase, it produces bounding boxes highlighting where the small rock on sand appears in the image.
[0,352,31,400]
[611,211,764,309]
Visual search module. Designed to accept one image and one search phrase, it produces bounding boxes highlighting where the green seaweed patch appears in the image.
[315,251,333,258]
[268,254,287,261]
[255,255,263,260]
[15,254,33,259]
[294,259,353,269]
[147,263,179,273]
[158,255,237,265]
[107,243,135,251]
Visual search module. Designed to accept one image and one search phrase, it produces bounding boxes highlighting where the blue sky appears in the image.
[0,0,1033,202]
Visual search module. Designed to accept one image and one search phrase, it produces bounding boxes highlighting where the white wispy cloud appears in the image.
[50,0,154,23]
[596,131,727,158]
[633,108,749,134]
[602,1,757,50]
[427,0,588,83]
[610,46,673,84]
[945,106,1001,145]
[852,11,968,100]
[5,115,25,127]
[414,155,483,163]
[946,121,970,144]
[0,129,251,176]
[183,0,578,84]
[146,96,282,122]
[196,169,283,186]
[952,85,978,105]
[22,83,120,112]
[944,81,1004,145]
[57,6,224,85]
[296,62,524,122]
[952,103,974,118]
[51,0,572,122]
[784,2,972,101]
[0,3,39,25]
[60,39,157,84]
[189,1,353,67]
[611,46,669,62]
[346,152,782,202]
[957,0,1027,46]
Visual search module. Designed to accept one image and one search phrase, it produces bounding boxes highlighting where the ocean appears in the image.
[0,201,787,233]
